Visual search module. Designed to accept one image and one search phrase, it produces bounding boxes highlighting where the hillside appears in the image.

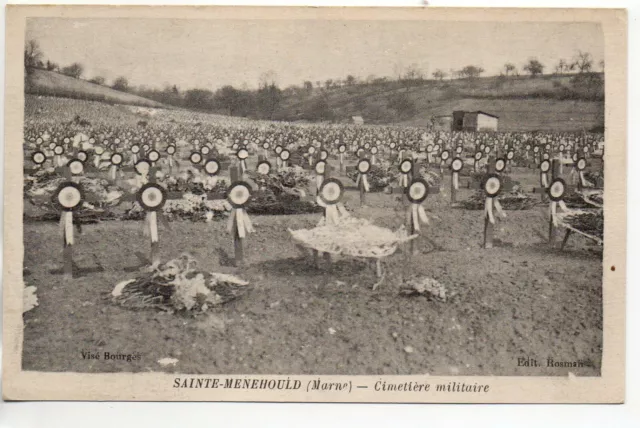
[25,68,165,108]
[275,73,605,132]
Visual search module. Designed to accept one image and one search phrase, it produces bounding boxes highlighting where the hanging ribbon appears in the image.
[276,157,282,170]
[398,150,404,162]
[578,170,586,187]
[59,211,74,246]
[550,200,568,226]
[308,156,314,167]
[484,197,506,224]
[240,159,247,175]
[541,172,549,188]
[316,201,348,226]
[227,208,255,239]
[132,153,138,164]
[316,175,324,192]
[110,165,117,180]
[339,153,344,168]
[371,154,376,165]
[399,173,409,188]
[410,203,430,232]
[453,171,459,190]
[143,211,159,242]
[93,155,100,169]
[168,156,174,168]
[355,173,370,192]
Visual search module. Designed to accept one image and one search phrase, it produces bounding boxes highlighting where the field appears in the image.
[25,69,165,108]
[278,74,605,131]
[21,96,603,376]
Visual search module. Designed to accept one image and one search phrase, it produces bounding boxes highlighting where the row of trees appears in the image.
[24,37,604,122]
[24,40,132,91]
[428,51,603,82]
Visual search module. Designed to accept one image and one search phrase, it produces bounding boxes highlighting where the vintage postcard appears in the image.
[3,6,626,402]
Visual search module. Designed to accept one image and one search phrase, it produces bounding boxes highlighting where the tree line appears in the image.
[24,37,604,121]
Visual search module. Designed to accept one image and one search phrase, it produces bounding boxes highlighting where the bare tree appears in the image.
[523,58,544,77]
[573,50,593,73]
[112,76,129,91]
[393,62,404,81]
[555,59,567,75]
[259,70,278,88]
[432,69,447,81]
[503,63,516,77]
[89,76,106,85]
[24,39,43,69]
[404,63,423,81]
[61,63,84,79]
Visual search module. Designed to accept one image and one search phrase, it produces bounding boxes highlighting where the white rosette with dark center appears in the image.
[495,157,506,173]
[77,150,88,163]
[257,159,271,175]
[274,145,283,168]
[398,158,413,188]
[370,146,378,164]
[317,178,347,225]
[506,150,514,163]
[539,159,551,188]
[204,158,221,176]
[484,145,491,155]
[237,147,249,174]
[190,151,203,166]
[200,145,210,157]
[337,144,346,166]
[280,149,290,168]
[131,143,140,164]
[53,182,84,246]
[109,153,123,180]
[32,150,46,167]
[483,173,506,225]
[440,149,450,165]
[406,178,430,232]
[451,157,463,190]
[166,144,176,167]
[576,157,588,187]
[134,159,152,187]
[314,160,327,191]
[54,145,65,167]
[355,159,371,193]
[547,178,569,226]
[147,149,160,165]
[68,158,84,176]
[137,183,167,244]
[226,181,255,239]
[307,146,316,167]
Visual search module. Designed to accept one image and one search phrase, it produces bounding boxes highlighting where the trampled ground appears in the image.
[22,171,603,376]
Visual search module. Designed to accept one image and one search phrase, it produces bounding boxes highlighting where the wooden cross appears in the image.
[483,160,496,249]
[230,166,244,266]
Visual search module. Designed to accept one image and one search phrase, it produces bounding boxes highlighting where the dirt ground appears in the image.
[21,167,603,376]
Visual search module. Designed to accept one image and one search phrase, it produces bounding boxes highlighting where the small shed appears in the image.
[351,116,364,125]
[432,115,453,131]
[452,111,499,132]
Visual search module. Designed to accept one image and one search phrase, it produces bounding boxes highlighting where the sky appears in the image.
[26,18,604,91]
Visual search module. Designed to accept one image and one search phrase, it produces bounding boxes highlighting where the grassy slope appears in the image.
[278,74,605,132]
[25,69,165,108]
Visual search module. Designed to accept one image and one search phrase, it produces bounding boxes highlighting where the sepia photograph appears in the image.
[3,6,626,403]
